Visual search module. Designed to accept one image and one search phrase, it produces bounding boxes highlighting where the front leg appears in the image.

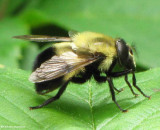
[107,69,137,95]
[107,69,150,99]
[107,69,132,77]
[132,72,150,99]
[106,69,133,93]
[125,74,139,97]
[106,70,133,92]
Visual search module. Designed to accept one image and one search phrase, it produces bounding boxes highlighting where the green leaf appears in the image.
[0,18,29,68]
[0,0,26,18]
[19,44,39,71]
[0,67,160,129]
[20,0,160,68]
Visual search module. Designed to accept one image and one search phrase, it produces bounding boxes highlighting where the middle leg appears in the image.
[107,77,128,112]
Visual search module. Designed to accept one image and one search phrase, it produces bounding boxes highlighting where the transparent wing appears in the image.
[13,35,72,42]
[68,30,78,38]
[29,51,102,83]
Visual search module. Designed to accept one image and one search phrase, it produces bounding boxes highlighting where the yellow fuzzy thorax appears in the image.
[53,32,118,79]
[72,32,117,71]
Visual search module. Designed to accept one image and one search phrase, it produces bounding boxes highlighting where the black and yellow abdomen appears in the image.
[33,47,64,94]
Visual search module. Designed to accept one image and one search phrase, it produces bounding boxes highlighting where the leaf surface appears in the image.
[0,67,160,129]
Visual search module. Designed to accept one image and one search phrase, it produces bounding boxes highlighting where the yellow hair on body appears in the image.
[53,42,85,81]
[53,31,118,81]
[63,71,80,81]
[72,32,117,71]
[53,42,72,55]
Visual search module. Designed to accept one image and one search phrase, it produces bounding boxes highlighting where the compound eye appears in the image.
[116,38,129,66]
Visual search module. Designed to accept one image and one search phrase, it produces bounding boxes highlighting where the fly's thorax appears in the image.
[71,31,118,72]
[71,31,117,56]
[72,32,115,50]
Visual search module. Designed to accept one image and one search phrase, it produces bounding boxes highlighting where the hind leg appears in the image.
[30,81,69,110]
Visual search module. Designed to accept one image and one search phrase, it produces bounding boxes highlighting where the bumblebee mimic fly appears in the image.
[14,31,150,112]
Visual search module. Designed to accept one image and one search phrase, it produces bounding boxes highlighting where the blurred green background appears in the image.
[0,0,160,129]
[0,0,160,71]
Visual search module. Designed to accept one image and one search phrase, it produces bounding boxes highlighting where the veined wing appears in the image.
[29,51,103,83]
[13,35,72,42]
